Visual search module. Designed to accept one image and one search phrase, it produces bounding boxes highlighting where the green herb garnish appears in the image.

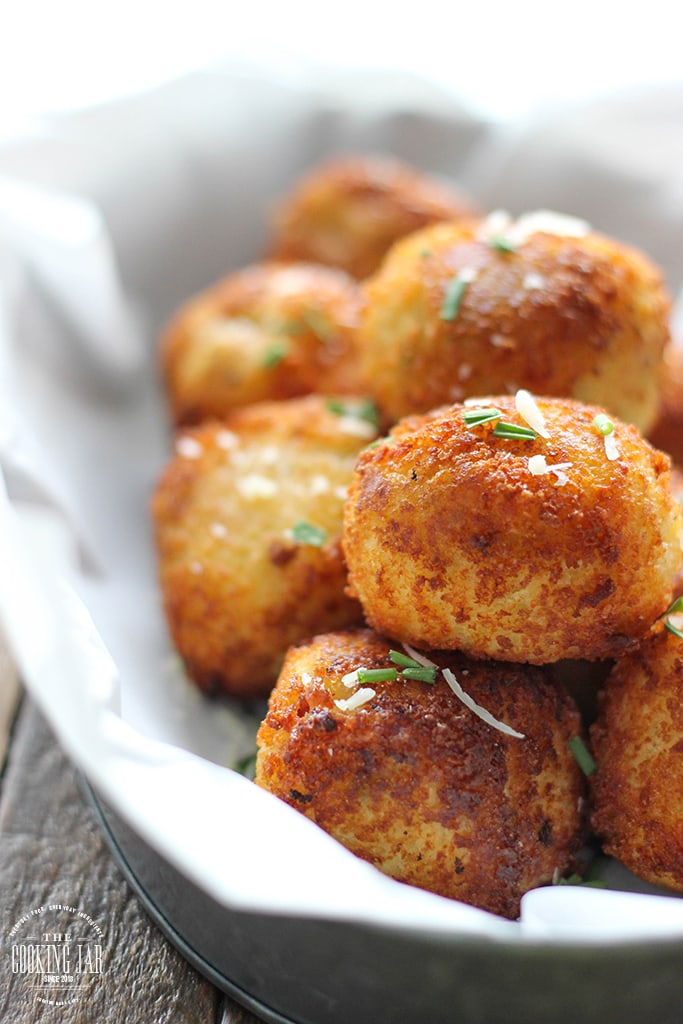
[233,751,258,779]
[326,397,379,430]
[593,413,615,436]
[492,421,537,440]
[291,521,327,546]
[463,407,503,427]
[663,596,683,638]
[568,735,597,777]
[400,666,439,683]
[489,235,517,253]
[388,650,438,683]
[554,873,608,889]
[440,273,471,321]
[357,667,399,684]
[263,342,289,367]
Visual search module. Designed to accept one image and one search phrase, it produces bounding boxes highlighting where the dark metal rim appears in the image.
[84,778,297,1024]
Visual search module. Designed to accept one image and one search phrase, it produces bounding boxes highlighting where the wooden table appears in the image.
[0,652,268,1023]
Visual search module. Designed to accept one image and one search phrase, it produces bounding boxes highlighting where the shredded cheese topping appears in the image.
[235,474,278,499]
[176,436,203,459]
[334,687,376,711]
[604,431,620,461]
[515,389,550,438]
[478,209,590,247]
[403,638,528,737]
[402,643,525,739]
[527,454,572,486]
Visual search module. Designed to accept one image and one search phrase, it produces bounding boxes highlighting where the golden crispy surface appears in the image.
[151,396,379,698]
[342,395,682,663]
[648,344,683,467]
[161,262,363,426]
[358,220,670,432]
[672,468,683,600]
[590,626,683,892]
[267,155,478,280]
[255,628,586,919]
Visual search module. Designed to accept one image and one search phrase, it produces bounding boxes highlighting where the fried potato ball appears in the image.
[671,467,683,601]
[267,154,478,280]
[152,396,379,698]
[342,394,682,664]
[161,262,363,426]
[357,213,671,432]
[647,343,683,467]
[590,624,683,893]
[255,628,587,919]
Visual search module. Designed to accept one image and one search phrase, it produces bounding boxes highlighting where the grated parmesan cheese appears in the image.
[604,431,620,461]
[334,687,375,711]
[301,672,312,685]
[442,667,526,739]
[477,208,590,248]
[402,643,525,739]
[176,436,203,459]
[515,389,550,438]
[337,416,377,439]
[341,669,360,688]
[527,454,572,486]
[309,475,331,495]
[215,429,238,450]
[210,522,228,538]
[523,271,545,290]
[236,474,278,499]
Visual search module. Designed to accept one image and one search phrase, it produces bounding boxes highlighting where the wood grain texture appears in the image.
[0,698,266,1024]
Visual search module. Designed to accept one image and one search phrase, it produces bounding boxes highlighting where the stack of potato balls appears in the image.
[151,154,683,919]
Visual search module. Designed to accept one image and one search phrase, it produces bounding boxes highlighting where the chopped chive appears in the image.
[357,667,398,684]
[233,750,258,779]
[492,421,538,440]
[389,649,422,668]
[663,595,683,638]
[263,342,289,367]
[401,666,438,683]
[291,521,327,546]
[463,407,503,427]
[489,235,517,253]
[440,274,470,321]
[302,309,334,343]
[568,735,597,776]
[420,248,433,258]
[326,397,379,430]
[593,413,614,436]
[554,873,608,889]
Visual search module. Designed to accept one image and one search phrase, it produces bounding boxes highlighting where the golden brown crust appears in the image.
[342,395,682,663]
[358,220,670,432]
[255,628,586,919]
[151,396,379,698]
[267,155,478,280]
[161,262,364,426]
[648,344,683,467]
[590,625,683,892]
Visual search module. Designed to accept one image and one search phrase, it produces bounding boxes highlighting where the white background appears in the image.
[1,0,683,126]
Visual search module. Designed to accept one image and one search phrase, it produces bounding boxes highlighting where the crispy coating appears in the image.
[648,344,683,467]
[342,395,683,663]
[358,217,670,432]
[267,155,478,280]
[161,262,363,426]
[255,628,586,919]
[672,467,683,600]
[151,396,379,698]
[590,625,683,893]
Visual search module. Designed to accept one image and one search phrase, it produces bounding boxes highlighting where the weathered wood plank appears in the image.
[0,699,266,1024]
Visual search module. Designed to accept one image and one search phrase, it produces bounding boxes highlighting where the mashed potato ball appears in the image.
[648,344,683,467]
[590,623,683,893]
[152,395,379,698]
[358,212,670,432]
[255,627,586,919]
[161,262,363,426]
[342,393,682,664]
[267,154,478,280]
